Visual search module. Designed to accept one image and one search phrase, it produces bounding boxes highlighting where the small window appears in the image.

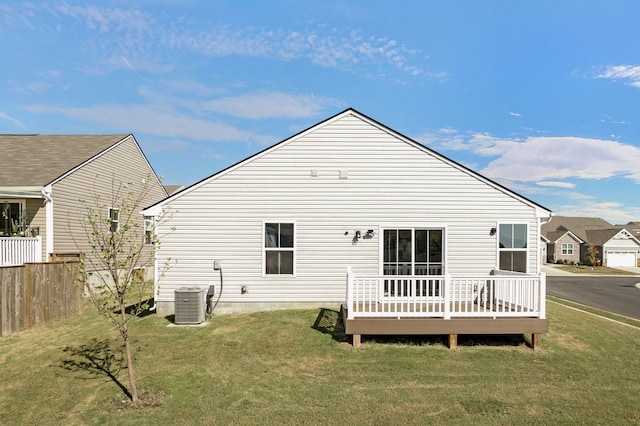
[1,200,24,236]
[264,222,295,275]
[498,223,528,273]
[561,243,573,255]
[144,216,154,245]
[108,208,119,233]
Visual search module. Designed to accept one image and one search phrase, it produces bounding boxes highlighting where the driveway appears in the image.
[546,274,640,320]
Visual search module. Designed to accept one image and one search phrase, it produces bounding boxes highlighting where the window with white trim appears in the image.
[264,222,295,275]
[108,208,120,233]
[144,216,154,245]
[383,228,444,297]
[561,243,573,255]
[498,223,527,272]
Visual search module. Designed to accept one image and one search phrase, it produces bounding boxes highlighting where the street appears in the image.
[546,276,640,320]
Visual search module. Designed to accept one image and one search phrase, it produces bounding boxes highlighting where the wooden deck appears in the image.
[341,304,548,350]
[344,270,548,350]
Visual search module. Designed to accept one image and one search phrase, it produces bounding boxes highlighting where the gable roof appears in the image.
[545,230,584,244]
[586,228,640,246]
[144,108,551,216]
[0,134,129,187]
[541,216,612,242]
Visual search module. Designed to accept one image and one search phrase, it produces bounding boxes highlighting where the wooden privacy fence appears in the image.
[0,262,84,337]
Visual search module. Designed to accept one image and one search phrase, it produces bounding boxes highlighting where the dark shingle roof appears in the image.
[0,134,128,186]
[541,216,612,242]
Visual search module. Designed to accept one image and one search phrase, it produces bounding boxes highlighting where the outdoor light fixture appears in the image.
[355,230,362,239]
[365,229,374,237]
[490,227,497,236]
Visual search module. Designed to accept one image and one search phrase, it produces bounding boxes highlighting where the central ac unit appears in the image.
[174,288,206,324]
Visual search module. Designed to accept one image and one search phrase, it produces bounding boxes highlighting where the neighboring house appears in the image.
[542,216,640,267]
[0,134,167,269]
[144,109,551,347]
[163,185,185,196]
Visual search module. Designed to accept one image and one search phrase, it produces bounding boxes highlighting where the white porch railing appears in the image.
[0,237,42,266]
[346,266,546,320]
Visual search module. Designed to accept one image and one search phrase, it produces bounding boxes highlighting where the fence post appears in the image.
[346,266,354,320]
[444,274,451,320]
[539,272,546,319]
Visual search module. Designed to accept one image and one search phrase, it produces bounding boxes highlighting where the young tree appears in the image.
[77,177,166,403]
[586,243,600,268]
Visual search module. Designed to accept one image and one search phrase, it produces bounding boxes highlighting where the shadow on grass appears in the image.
[361,334,527,348]
[60,338,131,399]
[312,308,347,342]
[123,297,155,318]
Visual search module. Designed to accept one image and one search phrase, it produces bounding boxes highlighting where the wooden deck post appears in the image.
[448,334,457,350]
[531,333,541,351]
[352,334,361,347]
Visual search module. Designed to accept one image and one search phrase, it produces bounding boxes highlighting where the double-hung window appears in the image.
[108,208,120,233]
[264,222,295,275]
[561,243,573,255]
[144,216,154,245]
[498,223,527,272]
[383,228,444,297]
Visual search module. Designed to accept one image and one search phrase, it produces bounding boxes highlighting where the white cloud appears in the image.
[0,111,29,131]
[203,92,343,119]
[22,103,270,143]
[509,111,522,117]
[595,65,640,88]
[481,136,640,184]
[537,181,576,189]
[16,4,438,81]
[556,201,640,225]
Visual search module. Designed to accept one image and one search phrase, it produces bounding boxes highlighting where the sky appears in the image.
[2,1,640,224]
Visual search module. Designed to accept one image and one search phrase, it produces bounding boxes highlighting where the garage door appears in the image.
[607,251,636,267]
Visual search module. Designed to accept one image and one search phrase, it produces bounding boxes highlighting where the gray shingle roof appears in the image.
[0,134,129,186]
[541,216,612,242]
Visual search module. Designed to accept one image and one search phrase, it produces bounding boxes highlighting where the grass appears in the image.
[1,302,639,425]
[552,264,638,275]
[548,296,640,328]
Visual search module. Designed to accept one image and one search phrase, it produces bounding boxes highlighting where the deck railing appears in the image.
[0,237,42,266]
[346,266,546,320]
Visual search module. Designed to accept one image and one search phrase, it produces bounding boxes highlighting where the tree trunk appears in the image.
[121,308,138,402]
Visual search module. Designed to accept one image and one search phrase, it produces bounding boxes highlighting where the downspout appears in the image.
[149,213,159,312]
[42,185,53,258]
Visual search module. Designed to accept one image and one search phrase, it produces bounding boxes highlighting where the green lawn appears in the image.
[1,301,639,425]
[553,264,638,275]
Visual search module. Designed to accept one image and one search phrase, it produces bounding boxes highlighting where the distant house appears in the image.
[163,185,185,196]
[0,134,167,269]
[542,216,640,267]
[144,109,551,348]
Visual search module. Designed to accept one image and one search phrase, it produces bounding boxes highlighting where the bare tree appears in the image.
[77,177,168,403]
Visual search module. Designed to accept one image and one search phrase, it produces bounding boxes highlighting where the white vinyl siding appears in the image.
[152,112,545,306]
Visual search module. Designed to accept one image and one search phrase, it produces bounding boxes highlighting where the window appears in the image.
[108,208,119,233]
[498,223,527,273]
[383,229,444,297]
[561,243,573,255]
[264,222,295,275]
[144,216,154,245]
[1,200,24,236]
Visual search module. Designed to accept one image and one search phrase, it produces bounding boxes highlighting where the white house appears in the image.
[144,109,551,348]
